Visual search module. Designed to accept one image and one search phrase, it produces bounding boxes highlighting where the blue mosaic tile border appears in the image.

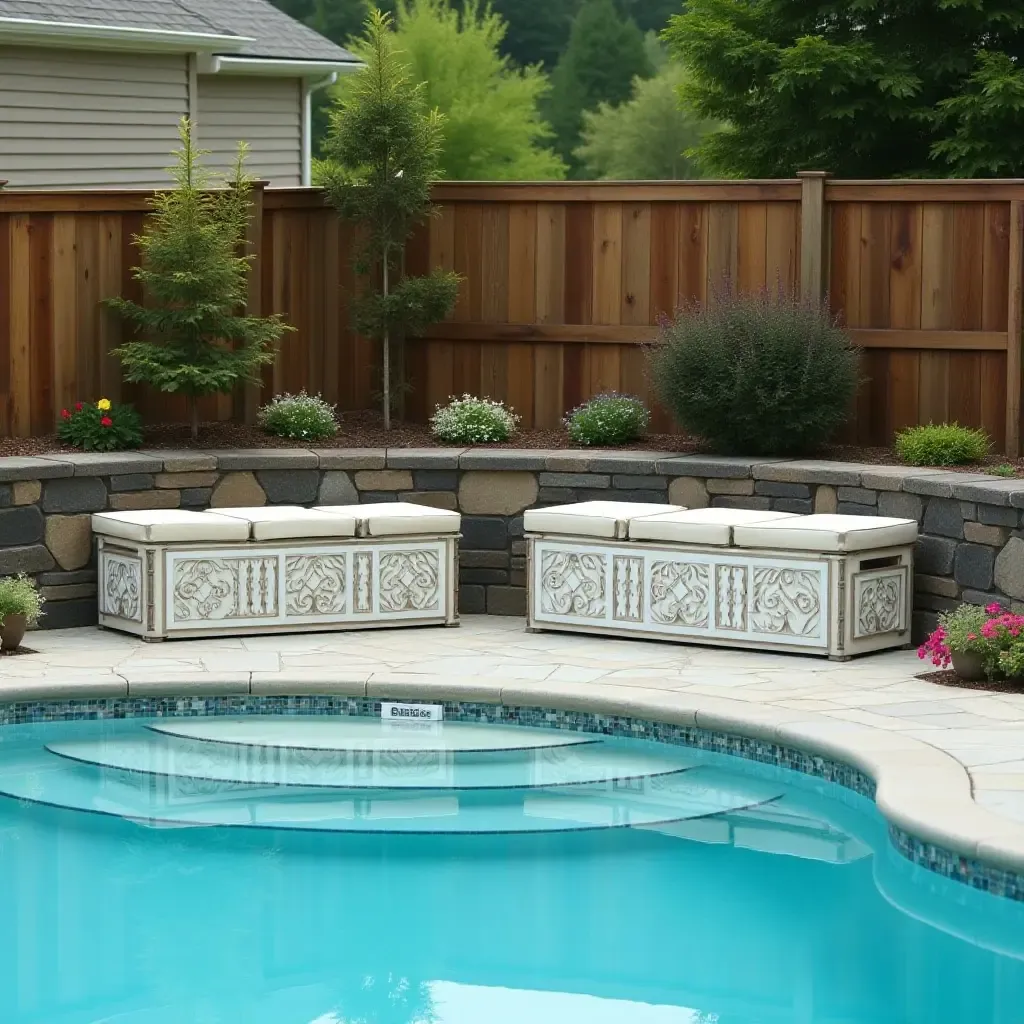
[0,693,1020,902]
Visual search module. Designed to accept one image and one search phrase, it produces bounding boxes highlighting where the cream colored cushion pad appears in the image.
[524,501,685,540]
[204,506,358,541]
[732,513,918,552]
[314,501,460,537]
[92,509,250,544]
[629,508,800,546]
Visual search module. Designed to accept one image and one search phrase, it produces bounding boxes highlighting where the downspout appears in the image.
[301,72,337,186]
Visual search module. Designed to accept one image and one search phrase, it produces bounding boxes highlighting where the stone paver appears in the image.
[6,617,1024,838]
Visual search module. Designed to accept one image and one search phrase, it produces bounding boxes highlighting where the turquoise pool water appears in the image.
[0,715,1021,1023]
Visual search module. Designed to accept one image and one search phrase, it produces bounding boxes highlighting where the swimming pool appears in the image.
[0,711,1021,1023]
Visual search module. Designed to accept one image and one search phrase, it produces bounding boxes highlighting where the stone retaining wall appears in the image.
[2,447,1023,637]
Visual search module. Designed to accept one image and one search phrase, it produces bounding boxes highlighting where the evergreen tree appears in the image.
[576,61,715,180]
[545,0,652,175]
[665,0,1024,178]
[107,120,290,439]
[385,0,565,179]
[616,0,682,35]
[490,0,578,69]
[321,10,460,429]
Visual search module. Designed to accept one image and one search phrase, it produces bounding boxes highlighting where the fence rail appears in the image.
[2,176,1022,453]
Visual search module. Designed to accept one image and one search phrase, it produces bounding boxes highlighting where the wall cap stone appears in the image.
[753,460,867,485]
[210,449,318,470]
[951,478,1024,506]
[386,448,467,469]
[860,466,942,491]
[656,455,763,478]
[0,457,74,482]
[459,450,553,470]
[316,449,386,470]
[50,452,163,476]
[904,472,994,499]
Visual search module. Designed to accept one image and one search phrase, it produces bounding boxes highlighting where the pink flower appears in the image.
[987,603,1003,615]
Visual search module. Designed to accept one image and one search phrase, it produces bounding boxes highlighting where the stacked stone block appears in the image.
[2,448,1023,637]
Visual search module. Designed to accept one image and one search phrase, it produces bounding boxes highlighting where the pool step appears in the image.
[45,733,699,791]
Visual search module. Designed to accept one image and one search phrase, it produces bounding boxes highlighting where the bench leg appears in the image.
[828,654,851,662]
[142,636,165,644]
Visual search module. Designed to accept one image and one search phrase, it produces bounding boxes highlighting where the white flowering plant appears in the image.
[430,395,519,444]
[565,392,650,446]
[258,391,338,441]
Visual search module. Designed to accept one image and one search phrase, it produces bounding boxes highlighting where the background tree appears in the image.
[490,0,578,69]
[545,0,652,175]
[107,120,289,439]
[320,10,460,429]
[381,0,564,179]
[665,0,1024,178]
[576,49,716,179]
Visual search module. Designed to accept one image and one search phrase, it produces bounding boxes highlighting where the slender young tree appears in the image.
[107,119,290,439]
[320,9,460,429]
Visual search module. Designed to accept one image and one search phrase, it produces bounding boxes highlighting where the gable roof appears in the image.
[0,0,358,63]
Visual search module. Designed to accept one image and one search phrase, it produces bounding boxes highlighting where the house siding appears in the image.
[196,75,302,186]
[0,46,189,188]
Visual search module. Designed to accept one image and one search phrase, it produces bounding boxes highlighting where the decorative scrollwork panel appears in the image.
[715,565,747,631]
[102,553,143,622]
[285,555,347,616]
[649,561,710,628]
[539,550,607,619]
[854,570,905,637]
[612,556,644,622]
[378,550,441,613]
[750,567,822,637]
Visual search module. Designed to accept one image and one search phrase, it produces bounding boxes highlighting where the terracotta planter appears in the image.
[0,613,27,652]
[951,650,987,682]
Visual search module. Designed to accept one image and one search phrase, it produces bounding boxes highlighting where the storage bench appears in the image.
[93,502,460,640]
[524,503,916,659]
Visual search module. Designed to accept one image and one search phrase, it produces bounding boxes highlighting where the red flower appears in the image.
[100,416,113,428]
[74,402,83,412]
[61,409,70,420]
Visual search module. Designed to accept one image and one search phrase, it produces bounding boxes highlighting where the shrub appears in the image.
[0,574,44,627]
[991,463,1017,478]
[258,391,338,441]
[57,398,142,452]
[647,288,860,455]
[894,423,990,466]
[565,393,650,447]
[430,395,518,444]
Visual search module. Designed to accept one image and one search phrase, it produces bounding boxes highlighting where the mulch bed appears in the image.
[917,670,1024,694]
[2,411,1022,474]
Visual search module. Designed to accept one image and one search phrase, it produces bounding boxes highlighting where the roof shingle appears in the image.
[0,0,357,62]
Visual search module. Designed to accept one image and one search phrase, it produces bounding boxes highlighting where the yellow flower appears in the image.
[97,398,111,411]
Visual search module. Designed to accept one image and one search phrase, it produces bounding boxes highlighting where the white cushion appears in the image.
[314,501,460,537]
[629,508,800,546]
[204,506,357,541]
[732,514,918,553]
[92,509,250,544]
[523,501,685,540]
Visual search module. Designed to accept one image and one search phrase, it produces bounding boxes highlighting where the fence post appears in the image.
[241,179,267,425]
[1007,200,1023,458]
[798,171,830,303]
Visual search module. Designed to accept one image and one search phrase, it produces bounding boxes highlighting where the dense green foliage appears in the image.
[258,392,339,440]
[58,398,143,452]
[431,394,519,443]
[321,11,460,428]
[894,423,991,466]
[648,289,860,455]
[546,0,652,174]
[382,0,564,179]
[0,575,44,628]
[664,0,1024,178]
[107,120,289,439]
[576,60,715,179]
[565,393,649,446]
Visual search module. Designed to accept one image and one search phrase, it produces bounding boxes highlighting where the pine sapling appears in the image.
[107,118,292,439]
[320,9,460,429]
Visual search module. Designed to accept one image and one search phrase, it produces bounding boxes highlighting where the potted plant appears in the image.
[0,574,44,652]
[919,602,1024,681]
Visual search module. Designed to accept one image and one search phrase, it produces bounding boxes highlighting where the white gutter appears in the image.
[200,55,360,77]
[0,16,250,52]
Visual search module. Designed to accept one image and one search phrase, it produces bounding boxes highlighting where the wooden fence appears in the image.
[2,176,1023,453]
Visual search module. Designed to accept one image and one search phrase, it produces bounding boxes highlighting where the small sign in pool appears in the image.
[380,702,444,722]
